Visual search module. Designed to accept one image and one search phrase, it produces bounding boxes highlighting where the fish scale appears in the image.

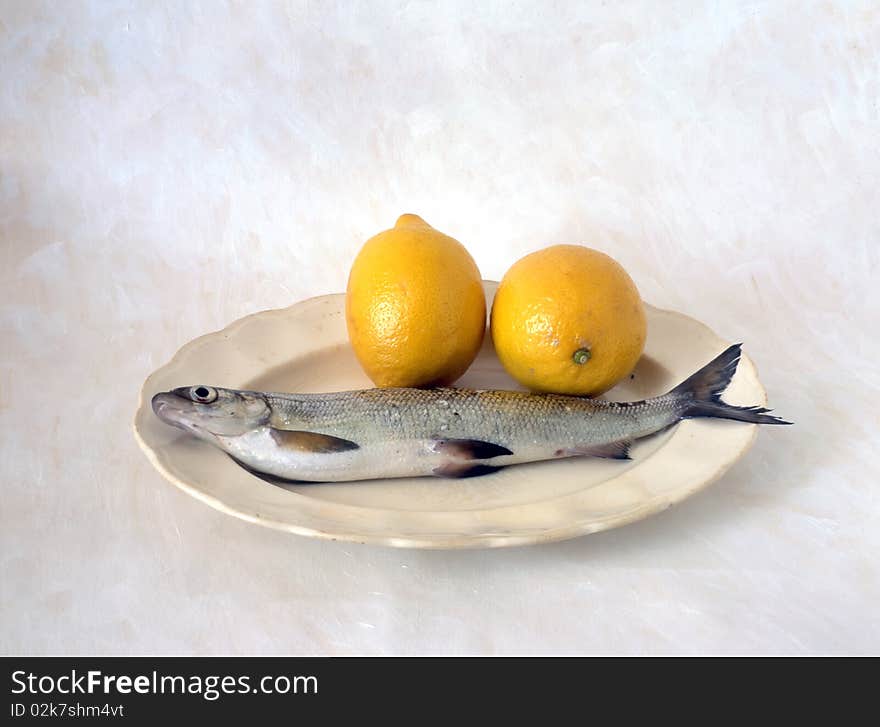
[264,388,675,449]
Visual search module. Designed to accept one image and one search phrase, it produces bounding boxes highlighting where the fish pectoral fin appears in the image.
[433,462,503,478]
[269,428,360,453]
[430,438,513,460]
[563,440,633,460]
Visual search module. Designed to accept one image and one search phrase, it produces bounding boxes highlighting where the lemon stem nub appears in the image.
[573,348,591,365]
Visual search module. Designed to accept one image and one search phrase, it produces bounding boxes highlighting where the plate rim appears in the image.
[133,290,765,549]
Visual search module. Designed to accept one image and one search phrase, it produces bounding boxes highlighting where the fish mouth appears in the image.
[152,391,200,432]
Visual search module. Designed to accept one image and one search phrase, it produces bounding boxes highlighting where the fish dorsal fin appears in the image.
[564,440,633,460]
[270,428,360,453]
[431,438,513,460]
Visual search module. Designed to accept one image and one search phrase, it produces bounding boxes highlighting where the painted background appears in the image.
[2,0,877,653]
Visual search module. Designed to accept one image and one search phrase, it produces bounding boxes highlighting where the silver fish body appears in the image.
[151,344,789,483]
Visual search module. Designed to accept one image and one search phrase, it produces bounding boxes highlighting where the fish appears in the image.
[151,343,789,483]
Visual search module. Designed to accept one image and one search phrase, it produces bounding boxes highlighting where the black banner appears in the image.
[2,655,856,721]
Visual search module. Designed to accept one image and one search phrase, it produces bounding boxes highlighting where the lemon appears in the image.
[490,245,646,396]
[345,214,485,388]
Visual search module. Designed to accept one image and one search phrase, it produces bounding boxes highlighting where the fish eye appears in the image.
[190,385,217,404]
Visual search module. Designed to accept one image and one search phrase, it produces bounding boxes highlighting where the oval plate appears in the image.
[134,283,766,549]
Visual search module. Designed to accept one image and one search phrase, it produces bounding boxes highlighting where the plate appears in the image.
[133,282,766,548]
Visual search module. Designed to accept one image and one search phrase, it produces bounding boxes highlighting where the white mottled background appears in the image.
[1,0,878,654]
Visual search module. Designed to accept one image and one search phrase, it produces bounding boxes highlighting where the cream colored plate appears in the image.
[134,282,766,549]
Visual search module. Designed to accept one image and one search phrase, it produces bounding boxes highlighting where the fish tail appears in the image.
[671,344,791,425]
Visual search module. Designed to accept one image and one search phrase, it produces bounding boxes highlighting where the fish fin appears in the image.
[433,462,503,478]
[563,440,633,460]
[671,343,744,402]
[683,402,792,425]
[431,438,513,460]
[672,344,792,425]
[227,455,318,485]
[269,428,360,453]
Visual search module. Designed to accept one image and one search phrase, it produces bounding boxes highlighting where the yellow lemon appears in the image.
[490,245,646,396]
[346,214,485,388]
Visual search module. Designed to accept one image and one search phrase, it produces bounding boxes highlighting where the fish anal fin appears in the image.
[562,440,633,460]
[431,438,513,460]
[270,428,360,453]
[433,462,503,479]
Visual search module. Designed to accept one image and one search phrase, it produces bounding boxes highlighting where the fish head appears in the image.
[151,385,270,438]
